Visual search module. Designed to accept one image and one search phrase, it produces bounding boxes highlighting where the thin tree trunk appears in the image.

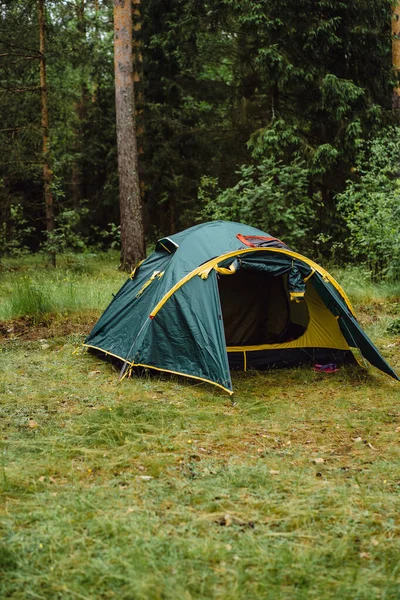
[71,0,86,209]
[393,2,400,112]
[92,0,99,103]
[38,0,55,266]
[133,0,146,224]
[114,0,145,270]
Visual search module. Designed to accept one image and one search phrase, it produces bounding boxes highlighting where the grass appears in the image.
[0,254,399,599]
[0,252,126,322]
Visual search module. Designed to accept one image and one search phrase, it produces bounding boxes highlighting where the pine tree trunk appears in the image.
[92,0,99,103]
[393,2,400,112]
[114,0,145,271]
[38,0,55,266]
[71,0,86,210]
[133,0,146,226]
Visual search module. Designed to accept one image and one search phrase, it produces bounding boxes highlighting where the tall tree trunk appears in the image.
[71,89,87,209]
[71,0,86,210]
[393,2,400,112]
[114,0,145,270]
[38,0,55,266]
[92,0,99,103]
[133,0,146,224]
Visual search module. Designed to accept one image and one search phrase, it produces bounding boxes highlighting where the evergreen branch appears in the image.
[0,86,41,93]
[0,38,41,56]
[0,53,39,59]
[0,126,40,132]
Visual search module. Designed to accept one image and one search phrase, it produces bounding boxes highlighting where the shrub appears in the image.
[199,157,316,251]
[387,318,400,335]
[41,209,89,256]
[0,203,33,256]
[336,127,400,280]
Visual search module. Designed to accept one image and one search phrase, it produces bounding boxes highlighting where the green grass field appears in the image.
[1,253,399,599]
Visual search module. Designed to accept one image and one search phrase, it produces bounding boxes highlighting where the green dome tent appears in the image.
[84,221,399,393]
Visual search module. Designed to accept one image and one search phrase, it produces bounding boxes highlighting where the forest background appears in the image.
[1,4,400,598]
[1,0,400,278]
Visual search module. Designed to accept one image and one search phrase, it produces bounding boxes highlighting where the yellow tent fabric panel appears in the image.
[226,281,349,352]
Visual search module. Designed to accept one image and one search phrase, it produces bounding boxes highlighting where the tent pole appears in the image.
[119,317,152,380]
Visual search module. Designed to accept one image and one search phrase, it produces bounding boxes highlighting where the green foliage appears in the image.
[91,222,121,250]
[0,0,117,253]
[320,74,365,121]
[42,208,89,256]
[200,117,317,250]
[0,202,34,256]
[207,0,393,249]
[200,156,315,249]
[0,0,396,263]
[387,318,400,334]
[248,118,304,160]
[336,128,400,279]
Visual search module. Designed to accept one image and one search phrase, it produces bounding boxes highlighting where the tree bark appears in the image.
[114,0,145,270]
[92,0,99,103]
[393,2,400,112]
[71,0,86,210]
[38,0,55,266]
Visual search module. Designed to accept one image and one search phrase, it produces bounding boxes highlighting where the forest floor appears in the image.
[1,253,400,599]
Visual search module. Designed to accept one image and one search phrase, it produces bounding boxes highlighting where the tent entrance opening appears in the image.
[218,270,309,346]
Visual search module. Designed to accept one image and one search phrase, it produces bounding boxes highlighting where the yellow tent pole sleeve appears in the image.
[199,260,237,279]
[199,265,214,279]
[135,270,164,298]
[214,262,238,275]
[149,247,356,319]
[129,259,145,279]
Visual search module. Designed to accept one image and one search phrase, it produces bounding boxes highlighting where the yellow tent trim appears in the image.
[304,269,315,283]
[289,291,306,302]
[131,362,233,395]
[129,259,145,279]
[214,261,238,276]
[199,266,214,280]
[149,247,356,319]
[83,343,133,365]
[83,344,233,395]
[135,270,164,298]
[158,242,172,254]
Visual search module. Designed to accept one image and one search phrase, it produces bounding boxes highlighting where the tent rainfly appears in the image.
[84,221,399,393]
